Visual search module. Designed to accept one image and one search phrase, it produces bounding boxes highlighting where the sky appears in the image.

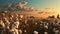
[0,0,60,17]
[0,0,60,15]
[0,0,60,9]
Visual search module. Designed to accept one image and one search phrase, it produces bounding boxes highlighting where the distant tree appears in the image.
[51,15,55,18]
[48,15,55,18]
[57,14,59,18]
[30,16,35,18]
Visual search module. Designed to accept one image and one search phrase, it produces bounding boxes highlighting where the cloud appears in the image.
[7,1,56,14]
[7,3,12,7]
[21,1,28,5]
[7,1,39,12]
[18,1,28,8]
